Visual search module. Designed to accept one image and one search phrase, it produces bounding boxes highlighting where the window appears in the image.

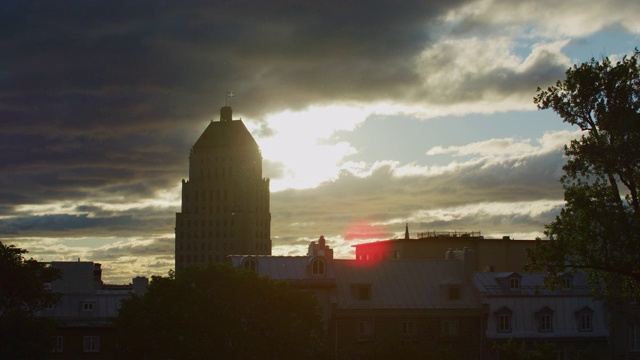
[82,302,95,311]
[51,336,63,352]
[311,258,326,275]
[630,323,640,351]
[579,313,592,331]
[441,319,459,337]
[562,276,572,289]
[448,286,460,300]
[498,314,512,332]
[242,257,258,272]
[357,320,373,340]
[539,314,552,332]
[400,321,416,337]
[354,285,371,300]
[509,278,520,289]
[495,307,513,333]
[83,336,100,352]
[536,306,554,332]
[575,307,594,332]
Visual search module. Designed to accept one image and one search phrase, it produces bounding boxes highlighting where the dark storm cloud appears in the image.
[0,213,132,235]
[0,204,175,237]
[1,0,472,218]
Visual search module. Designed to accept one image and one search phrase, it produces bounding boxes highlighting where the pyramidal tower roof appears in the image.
[192,106,258,151]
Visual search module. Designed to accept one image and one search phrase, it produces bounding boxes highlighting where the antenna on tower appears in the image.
[226,91,235,106]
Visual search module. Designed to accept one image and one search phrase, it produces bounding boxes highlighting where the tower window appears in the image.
[242,257,258,272]
[311,258,326,275]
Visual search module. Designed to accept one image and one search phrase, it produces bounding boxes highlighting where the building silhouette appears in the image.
[175,105,271,269]
[229,239,619,359]
[36,261,147,358]
[353,227,543,272]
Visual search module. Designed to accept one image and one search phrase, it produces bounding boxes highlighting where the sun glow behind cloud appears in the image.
[253,104,416,191]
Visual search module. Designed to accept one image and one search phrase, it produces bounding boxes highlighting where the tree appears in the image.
[0,241,60,357]
[526,49,640,298]
[112,264,325,359]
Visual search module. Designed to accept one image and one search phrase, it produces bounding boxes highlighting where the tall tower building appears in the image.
[175,106,271,269]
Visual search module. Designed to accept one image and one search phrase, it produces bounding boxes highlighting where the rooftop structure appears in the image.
[353,226,543,272]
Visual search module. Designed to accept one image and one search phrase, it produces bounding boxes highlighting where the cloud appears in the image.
[271,133,568,254]
[414,38,571,108]
[1,1,637,283]
[426,129,579,158]
[444,0,640,38]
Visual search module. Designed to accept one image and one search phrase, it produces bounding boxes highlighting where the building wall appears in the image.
[37,261,144,359]
[175,106,271,269]
[474,271,610,360]
[49,327,116,359]
[331,309,483,360]
[354,236,542,273]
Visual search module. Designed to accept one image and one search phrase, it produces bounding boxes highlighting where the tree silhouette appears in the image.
[527,49,640,298]
[0,241,60,358]
[113,264,325,359]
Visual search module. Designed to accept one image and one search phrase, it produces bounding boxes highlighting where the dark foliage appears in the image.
[527,49,640,298]
[112,264,325,359]
[0,241,60,357]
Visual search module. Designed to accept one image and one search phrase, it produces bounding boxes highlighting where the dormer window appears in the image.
[575,306,594,332]
[535,306,554,332]
[311,257,326,276]
[494,307,513,333]
[509,278,520,289]
[242,257,258,272]
[561,274,573,289]
[503,272,524,290]
[352,284,372,300]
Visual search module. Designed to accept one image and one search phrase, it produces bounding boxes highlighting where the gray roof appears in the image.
[228,255,335,286]
[473,271,593,296]
[473,272,608,339]
[333,259,480,310]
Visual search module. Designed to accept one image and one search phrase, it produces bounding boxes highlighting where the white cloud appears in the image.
[446,0,640,38]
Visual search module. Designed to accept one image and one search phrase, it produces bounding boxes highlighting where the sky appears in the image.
[2,0,639,283]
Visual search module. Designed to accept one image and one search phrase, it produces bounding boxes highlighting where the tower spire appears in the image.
[226,91,234,106]
[405,222,409,240]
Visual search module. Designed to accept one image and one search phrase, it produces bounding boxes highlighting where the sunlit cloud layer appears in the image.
[1,0,638,282]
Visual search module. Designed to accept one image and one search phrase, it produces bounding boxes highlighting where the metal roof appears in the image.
[473,271,594,296]
[332,259,480,310]
[228,255,335,281]
[473,272,608,339]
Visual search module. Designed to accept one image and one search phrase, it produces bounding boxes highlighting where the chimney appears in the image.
[132,276,149,296]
